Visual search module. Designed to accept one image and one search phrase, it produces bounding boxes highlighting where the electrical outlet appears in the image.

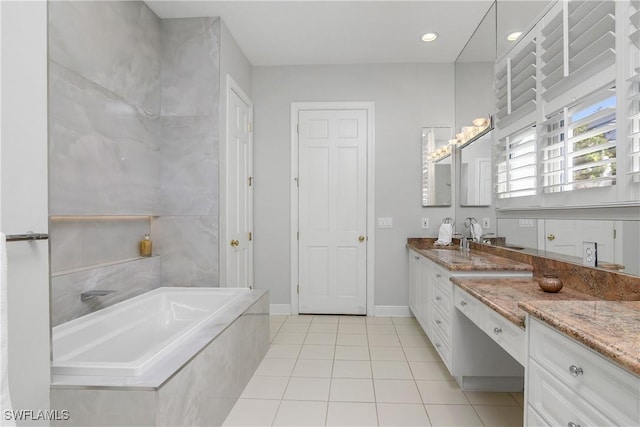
[421,218,429,229]
[482,218,490,228]
[583,242,597,267]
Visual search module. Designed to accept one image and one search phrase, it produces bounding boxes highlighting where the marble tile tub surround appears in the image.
[157,17,221,287]
[50,216,151,273]
[520,300,640,376]
[48,2,223,324]
[408,238,640,300]
[52,291,269,427]
[51,256,160,327]
[151,216,219,287]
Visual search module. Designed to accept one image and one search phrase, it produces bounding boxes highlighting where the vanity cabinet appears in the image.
[409,251,454,368]
[408,252,431,336]
[408,249,528,390]
[455,287,526,365]
[526,318,640,427]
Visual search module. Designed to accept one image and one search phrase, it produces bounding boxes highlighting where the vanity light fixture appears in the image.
[421,32,438,42]
[454,116,493,149]
[506,31,522,42]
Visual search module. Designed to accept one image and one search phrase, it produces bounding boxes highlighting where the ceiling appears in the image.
[145,1,496,66]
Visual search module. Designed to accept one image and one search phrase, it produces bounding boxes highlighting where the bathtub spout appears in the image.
[81,290,116,302]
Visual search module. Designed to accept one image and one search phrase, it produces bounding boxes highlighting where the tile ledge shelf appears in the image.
[51,255,159,278]
[50,215,158,221]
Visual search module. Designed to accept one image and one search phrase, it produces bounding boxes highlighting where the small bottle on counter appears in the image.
[140,233,152,257]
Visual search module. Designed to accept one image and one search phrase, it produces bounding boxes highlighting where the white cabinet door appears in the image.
[408,252,420,315]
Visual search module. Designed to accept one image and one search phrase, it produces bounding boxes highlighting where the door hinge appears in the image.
[248,232,252,241]
[248,176,253,186]
[297,123,299,134]
[295,177,299,187]
[297,284,299,294]
[613,229,617,239]
[248,122,253,133]
[297,231,299,240]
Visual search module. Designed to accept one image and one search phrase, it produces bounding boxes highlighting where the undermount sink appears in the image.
[504,245,525,250]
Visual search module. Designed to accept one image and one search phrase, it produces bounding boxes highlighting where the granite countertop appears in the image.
[451,277,597,328]
[519,300,640,376]
[409,245,533,272]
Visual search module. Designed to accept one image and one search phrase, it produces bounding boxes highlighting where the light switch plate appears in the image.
[377,217,393,229]
[583,241,597,267]
[421,218,429,229]
[482,218,490,228]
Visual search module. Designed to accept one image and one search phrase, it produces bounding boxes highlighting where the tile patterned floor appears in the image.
[223,315,524,426]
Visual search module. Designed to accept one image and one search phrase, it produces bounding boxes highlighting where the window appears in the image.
[541,89,617,193]
[496,126,537,199]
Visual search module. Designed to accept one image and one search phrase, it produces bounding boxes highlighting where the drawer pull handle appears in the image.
[435,319,441,325]
[493,327,502,335]
[435,343,441,348]
[460,300,467,307]
[414,256,420,260]
[569,365,584,377]
[435,296,442,301]
[436,273,442,278]
[568,422,580,427]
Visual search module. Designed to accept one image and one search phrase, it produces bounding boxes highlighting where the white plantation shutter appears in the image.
[495,32,536,130]
[495,126,537,199]
[628,0,640,180]
[540,1,616,103]
[541,89,617,193]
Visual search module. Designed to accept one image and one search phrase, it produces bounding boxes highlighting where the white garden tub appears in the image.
[52,287,250,377]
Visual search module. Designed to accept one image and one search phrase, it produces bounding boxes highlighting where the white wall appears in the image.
[1,1,50,423]
[252,63,455,308]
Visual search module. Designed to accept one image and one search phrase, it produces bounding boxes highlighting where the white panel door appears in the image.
[226,87,253,287]
[543,220,614,263]
[298,109,367,314]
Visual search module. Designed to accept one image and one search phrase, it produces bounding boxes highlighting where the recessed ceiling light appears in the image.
[507,31,522,42]
[421,32,438,43]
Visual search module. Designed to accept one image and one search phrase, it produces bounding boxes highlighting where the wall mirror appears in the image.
[459,134,492,206]
[497,218,640,278]
[454,0,496,231]
[422,127,453,206]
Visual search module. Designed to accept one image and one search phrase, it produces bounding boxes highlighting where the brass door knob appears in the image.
[230,239,240,247]
[547,234,556,241]
[359,235,365,242]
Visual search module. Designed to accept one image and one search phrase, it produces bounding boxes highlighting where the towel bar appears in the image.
[6,233,49,242]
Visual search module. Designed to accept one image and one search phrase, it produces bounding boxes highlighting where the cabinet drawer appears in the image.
[432,265,450,288]
[526,405,550,427]
[431,325,451,369]
[529,360,616,427]
[482,308,525,365]
[454,286,482,326]
[431,303,451,345]
[432,280,452,313]
[529,318,639,426]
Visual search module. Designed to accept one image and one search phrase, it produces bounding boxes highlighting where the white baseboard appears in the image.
[374,305,412,317]
[270,304,411,317]
[270,304,292,315]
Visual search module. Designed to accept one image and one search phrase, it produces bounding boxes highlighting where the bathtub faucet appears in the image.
[81,290,116,302]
